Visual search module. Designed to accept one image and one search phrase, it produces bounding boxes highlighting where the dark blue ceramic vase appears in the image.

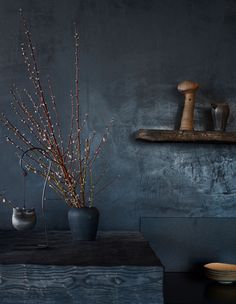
[68,207,99,241]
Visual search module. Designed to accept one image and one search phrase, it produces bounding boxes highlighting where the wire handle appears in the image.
[20,146,52,248]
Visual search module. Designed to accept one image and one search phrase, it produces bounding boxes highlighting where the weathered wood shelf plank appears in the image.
[135,129,236,143]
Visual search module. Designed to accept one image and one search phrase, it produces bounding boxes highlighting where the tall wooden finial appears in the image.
[178,80,199,131]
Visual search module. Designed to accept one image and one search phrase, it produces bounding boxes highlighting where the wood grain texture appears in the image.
[0,231,164,303]
[135,129,236,143]
[0,265,163,304]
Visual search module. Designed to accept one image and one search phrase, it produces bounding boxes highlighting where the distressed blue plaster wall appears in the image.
[0,0,236,237]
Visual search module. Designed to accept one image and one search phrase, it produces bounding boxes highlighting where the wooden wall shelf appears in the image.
[135,129,236,143]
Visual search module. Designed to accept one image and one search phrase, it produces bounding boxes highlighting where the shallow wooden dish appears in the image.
[204,263,236,272]
[204,263,236,284]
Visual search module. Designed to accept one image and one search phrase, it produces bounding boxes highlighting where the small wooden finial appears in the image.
[177,81,199,93]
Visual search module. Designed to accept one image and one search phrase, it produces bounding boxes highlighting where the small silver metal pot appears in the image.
[12,207,36,231]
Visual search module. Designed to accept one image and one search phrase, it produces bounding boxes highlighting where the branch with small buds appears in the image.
[1,11,115,208]
[0,195,16,209]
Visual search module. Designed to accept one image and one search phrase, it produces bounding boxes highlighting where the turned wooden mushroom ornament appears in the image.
[178,80,199,131]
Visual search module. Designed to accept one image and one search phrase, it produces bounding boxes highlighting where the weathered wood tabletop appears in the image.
[0,231,164,304]
[0,230,162,266]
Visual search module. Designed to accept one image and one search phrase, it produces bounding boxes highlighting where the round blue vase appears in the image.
[68,207,99,241]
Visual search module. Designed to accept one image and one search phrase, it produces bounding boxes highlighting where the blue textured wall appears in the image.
[1,0,236,245]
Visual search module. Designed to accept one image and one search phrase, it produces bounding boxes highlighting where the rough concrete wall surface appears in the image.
[0,1,236,269]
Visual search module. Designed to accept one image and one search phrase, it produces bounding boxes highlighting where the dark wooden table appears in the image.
[165,272,236,304]
[0,231,164,304]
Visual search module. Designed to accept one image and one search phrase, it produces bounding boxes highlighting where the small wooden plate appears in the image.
[204,263,236,272]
